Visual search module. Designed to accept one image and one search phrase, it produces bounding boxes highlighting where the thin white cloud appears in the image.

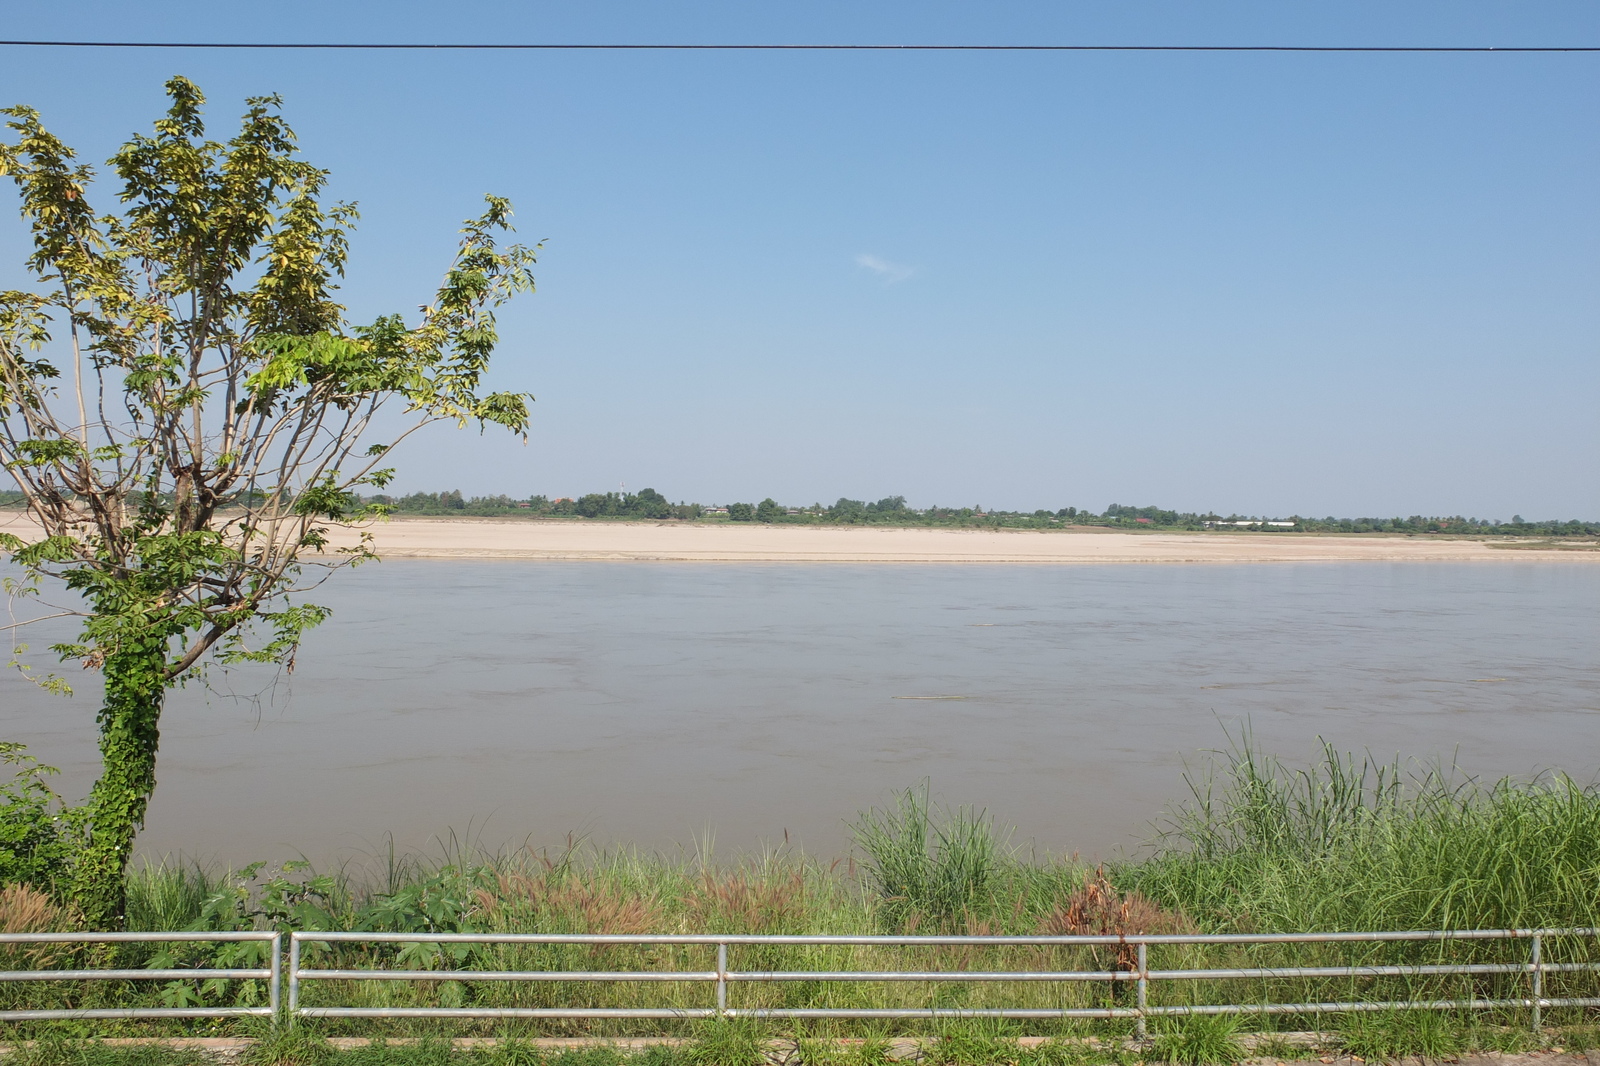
[855,253,914,284]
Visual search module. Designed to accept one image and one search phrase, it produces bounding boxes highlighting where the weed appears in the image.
[1248,1034,1310,1061]
[924,1020,1029,1064]
[482,1036,545,1066]
[794,1036,854,1065]
[545,1048,634,1066]
[242,1024,336,1065]
[1152,1014,1246,1065]
[1339,1009,1463,1062]
[4,1041,213,1066]
[680,1018,771,1066]
[1561,1025,1600,1052]
[1462,1019,1540,1054]
[633,1046,687,1066]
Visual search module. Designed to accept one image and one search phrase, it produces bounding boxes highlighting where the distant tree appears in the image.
[829,498,866,523]
[633,487,671,520]
[726,502,755,522]
[0,79,536,926]
[755,498,783,523]
[575,493,612,518]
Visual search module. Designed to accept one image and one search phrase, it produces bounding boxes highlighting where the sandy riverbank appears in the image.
[2,511,1592,563]
[320,518,1598,563]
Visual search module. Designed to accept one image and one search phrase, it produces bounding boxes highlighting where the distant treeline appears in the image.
[3,486,1592,536]
[367,488,700,521]
[355,490,1600,536]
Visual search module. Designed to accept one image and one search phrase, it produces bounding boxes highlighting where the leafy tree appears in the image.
[0,79,536,927]
[829,498,866,523]
[633,487,671,520]
[726,502,755,522]
[755,497,783,523]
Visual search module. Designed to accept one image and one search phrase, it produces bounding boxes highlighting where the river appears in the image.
[1,561,1596,868]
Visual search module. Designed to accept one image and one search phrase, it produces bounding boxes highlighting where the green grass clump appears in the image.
[794,1035,897,1065]
[1151,1015,1245,1066]
[2,1041,214,1066]
[677,1018,770,1065]
[1338,1009,1463,1061]
[849,782,1013,930]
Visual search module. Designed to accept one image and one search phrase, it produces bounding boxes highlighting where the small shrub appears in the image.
[0,743,79,893]
[1037,866,1194,971]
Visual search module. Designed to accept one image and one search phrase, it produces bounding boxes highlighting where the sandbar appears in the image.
[322,519,1597,564]
[2,511,1592,563]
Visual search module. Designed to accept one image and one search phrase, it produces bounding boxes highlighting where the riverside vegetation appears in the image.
[319,490,1600,538]
[8,483,1594,537]
[2,738,1599,1063]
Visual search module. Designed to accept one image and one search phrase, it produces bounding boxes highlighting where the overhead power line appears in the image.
[1,40,1598,53]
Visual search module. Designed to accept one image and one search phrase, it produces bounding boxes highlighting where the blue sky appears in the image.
[2,2,1597,518]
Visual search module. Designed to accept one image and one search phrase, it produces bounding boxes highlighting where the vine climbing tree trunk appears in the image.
[73,642,170,929]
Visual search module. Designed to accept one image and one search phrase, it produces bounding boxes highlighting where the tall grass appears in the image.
[5,736,1600,1044]
[847,782,1015,930]
[1122,735,1600,932]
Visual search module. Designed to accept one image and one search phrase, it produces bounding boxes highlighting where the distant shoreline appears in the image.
[3,511,1593,563]
[325,517,1600,563]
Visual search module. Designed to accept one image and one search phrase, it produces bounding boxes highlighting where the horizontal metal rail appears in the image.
[0,931,280,1023]
[289,927,1600,1032]
[293,928,1600,944]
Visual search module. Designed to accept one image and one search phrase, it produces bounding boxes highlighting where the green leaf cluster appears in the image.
[0,743,82,893]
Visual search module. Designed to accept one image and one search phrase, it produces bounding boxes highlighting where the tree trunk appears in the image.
[71,638,168,930]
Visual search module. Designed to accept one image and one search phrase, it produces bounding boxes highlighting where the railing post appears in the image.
[287,933,301,1018]
[716,941,729,1017]
[1136,940,1149,1041]
[1530,933,1543,1034]
[269,932,282,1027]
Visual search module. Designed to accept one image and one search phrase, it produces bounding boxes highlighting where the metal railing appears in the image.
[0,931,280,1022]
[289,928,1600,1036]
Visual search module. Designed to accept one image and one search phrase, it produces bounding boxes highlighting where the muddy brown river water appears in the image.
[2,561,1596,869]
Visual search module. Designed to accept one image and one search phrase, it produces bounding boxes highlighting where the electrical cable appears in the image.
[1,41,1597,53]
